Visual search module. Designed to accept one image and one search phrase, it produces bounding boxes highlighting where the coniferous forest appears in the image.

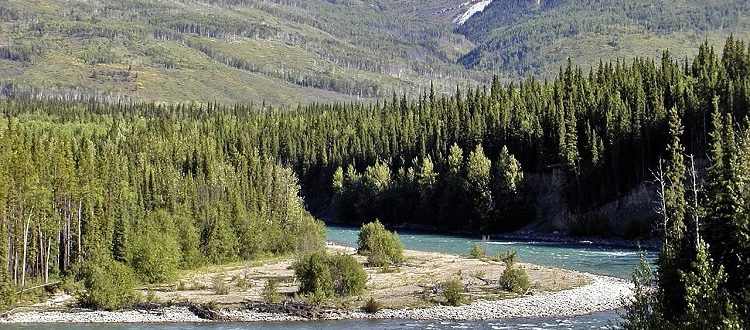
[0,37,749,326]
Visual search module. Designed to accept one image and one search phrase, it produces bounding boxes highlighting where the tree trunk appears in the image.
[45,237,51,283]
[20,212,31,298]
[77,200,82,260]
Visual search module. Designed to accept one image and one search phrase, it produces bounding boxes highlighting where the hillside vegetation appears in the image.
[457,0,750,79]
[0,0,481,105]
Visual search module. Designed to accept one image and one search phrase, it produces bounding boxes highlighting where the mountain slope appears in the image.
[0,0,483,105]
[0,0,749,105]
[456,0,750,79]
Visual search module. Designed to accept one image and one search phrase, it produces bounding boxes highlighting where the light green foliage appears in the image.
[499,260,530,295]
[294,251,334,299]
[0,280,14,311]
[495,146,523,195]
[332,166,345,193]
[681,241,742,329]
[458,0,750,79]
[363,162,392,193]
[357,220,404,266]
[442,279,466,306]
[465,144,493,225]
[448,144,464,177]
[81,257,138,310]
[294,251,367,299]
[174,213,204,269]
[0,0,481,105]
[263,279,282,304]
[469,243,485,259]
[128,211,181,284]
[213,274,229,295]
[329,254,367,297]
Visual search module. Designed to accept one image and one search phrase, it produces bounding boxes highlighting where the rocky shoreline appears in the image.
[0,273,632,324]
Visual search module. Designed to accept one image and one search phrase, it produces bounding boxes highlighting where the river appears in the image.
[10,225,657,330]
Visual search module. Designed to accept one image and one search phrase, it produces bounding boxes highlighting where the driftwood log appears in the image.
[186,302,226,321]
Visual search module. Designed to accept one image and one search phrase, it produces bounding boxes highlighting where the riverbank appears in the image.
[0,246,633,324]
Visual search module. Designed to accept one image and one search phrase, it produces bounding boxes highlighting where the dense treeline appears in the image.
[0,104,326,308]
[4,37,750,234]
[623,90,750,328]
[0,36,749,311]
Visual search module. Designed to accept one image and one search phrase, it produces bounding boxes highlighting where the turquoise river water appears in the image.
[9,225,657,330]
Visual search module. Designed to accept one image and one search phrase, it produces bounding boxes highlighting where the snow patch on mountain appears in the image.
[453,0,493,25]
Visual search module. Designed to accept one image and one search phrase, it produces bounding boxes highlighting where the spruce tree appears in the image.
[657,106,689,321]
[681,240,741,329]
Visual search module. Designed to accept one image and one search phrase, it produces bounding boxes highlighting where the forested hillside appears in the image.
[0,0,482,105]
[457,0,750,79]
[1,0,749,105]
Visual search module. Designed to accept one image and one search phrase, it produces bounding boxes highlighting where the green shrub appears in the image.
[499,260,531,294]
[357,220,404,266]
[128,212,181,284]
[294,251,367,299]
[81,258,138,310]
[235,272,252,291]
[204,300,219,311]
[329,254,367,296]
[362,296,381,313]
[213,274,229,295]
[263,279,282,304]
[294,251,333,298]
[129,231,181,284]
[470,243,485,259]
[145,288,160,304]
[495,250,518,264]
[442,279,466,306]
[0,280,15,311]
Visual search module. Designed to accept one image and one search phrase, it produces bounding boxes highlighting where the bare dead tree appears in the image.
[687,154,701,246]
[651,158,669,246]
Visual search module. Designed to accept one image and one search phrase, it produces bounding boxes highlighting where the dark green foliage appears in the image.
[357,221,404,266]
[499,260,531,295]
[1,37,750,320]
[80,257,138,310]
[0,97,327,309]
[442,279,466,306]
[624,40,750,326]
[621,251,668,330]
[657,106,691,320]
